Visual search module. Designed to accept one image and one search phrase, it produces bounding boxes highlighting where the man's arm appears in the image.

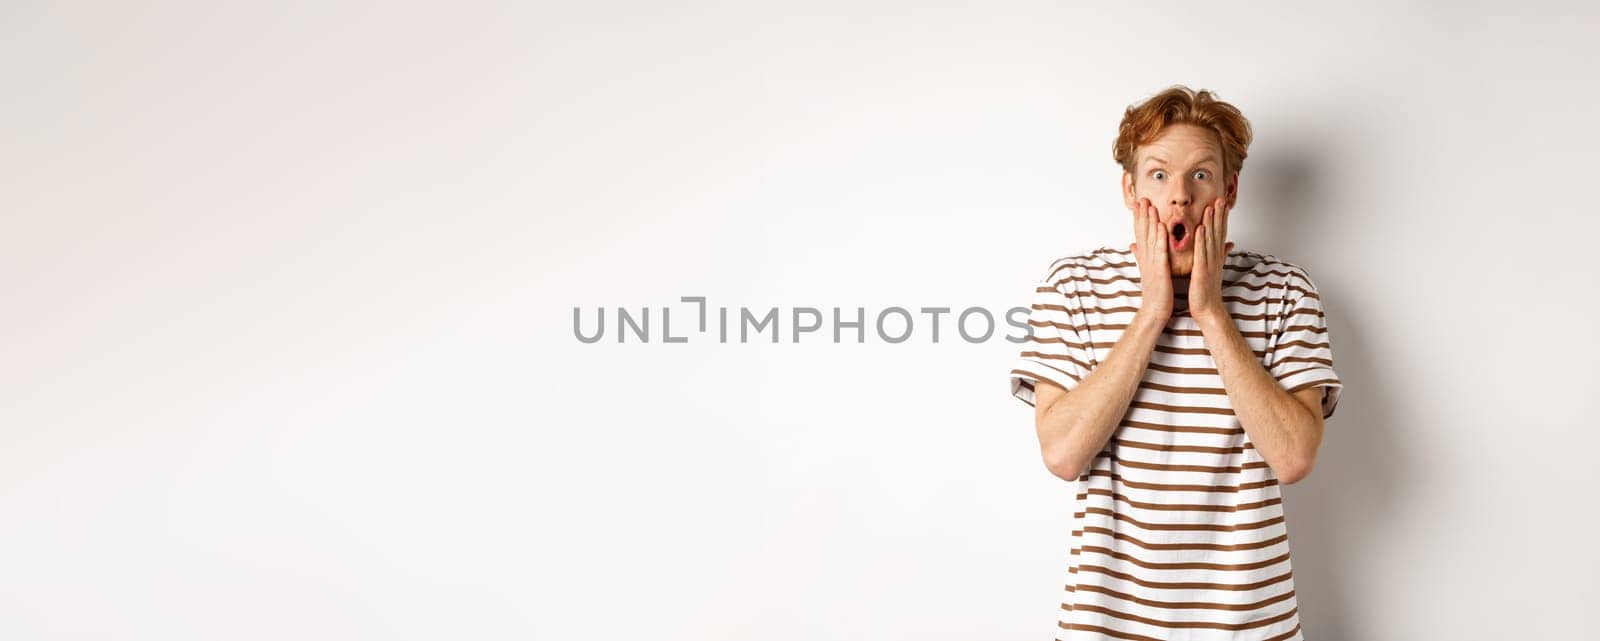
[1194,313,1325,484]
[1032,308,1168,482]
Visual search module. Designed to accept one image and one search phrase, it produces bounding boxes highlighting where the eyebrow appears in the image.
[1142,155,1220,168]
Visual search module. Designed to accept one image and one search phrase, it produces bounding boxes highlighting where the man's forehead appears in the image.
[1138,127,1223,166]
[1139,148,1222,167]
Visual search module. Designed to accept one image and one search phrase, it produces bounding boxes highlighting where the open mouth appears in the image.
[1169,221,1192,252]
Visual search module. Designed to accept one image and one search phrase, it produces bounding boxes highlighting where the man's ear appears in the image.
[1225,173,1239,208]
[1121,171,1136,209]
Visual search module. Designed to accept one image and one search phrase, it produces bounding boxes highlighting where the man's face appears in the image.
[1121,123,1238,276]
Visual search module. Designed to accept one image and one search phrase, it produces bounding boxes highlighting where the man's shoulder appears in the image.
[1041,245,1134,281]
[1229,248,1318,285]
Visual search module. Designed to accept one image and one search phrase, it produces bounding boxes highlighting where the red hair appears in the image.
[1113,85,1253,183]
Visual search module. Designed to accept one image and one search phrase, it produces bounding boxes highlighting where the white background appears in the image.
[4,1,1596,639]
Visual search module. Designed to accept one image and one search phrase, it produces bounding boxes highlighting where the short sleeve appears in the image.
[1009,263,1098,407]
[1268,268,1344,419]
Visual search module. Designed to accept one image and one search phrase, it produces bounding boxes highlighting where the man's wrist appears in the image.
[1132,308,1171,333]
[1193,309,1236,336]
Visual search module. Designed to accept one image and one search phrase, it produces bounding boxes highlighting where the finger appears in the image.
[1147,201,1158,261]
[1136,199,1146,244]
[1139,201,1152,260]
[1135,201,1147,260]
[1147,199,1157,247]
[1221,200,1230,245]
[1136,201,1145,258]
[1213,198,1225,244]
[1141,199,1150,245]
[1206,206,1217,254]
[1209,206,1222,254]
[1156,222,1168,268]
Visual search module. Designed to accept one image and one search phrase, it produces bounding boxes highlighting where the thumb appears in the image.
[1225,241,1235,252]
[1130,241,1137,252]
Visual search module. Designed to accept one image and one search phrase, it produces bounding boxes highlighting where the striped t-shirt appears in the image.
[1009,245,1343,641]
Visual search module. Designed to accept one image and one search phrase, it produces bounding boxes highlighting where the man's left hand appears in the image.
[1189,196,1235,323]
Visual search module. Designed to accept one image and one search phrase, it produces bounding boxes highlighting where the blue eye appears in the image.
[1152,170,1166,180]
[1194,170,1208,180]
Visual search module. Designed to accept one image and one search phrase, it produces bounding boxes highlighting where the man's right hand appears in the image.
[1128,197,1174,323]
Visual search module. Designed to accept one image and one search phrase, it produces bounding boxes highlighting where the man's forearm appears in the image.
[1036,310,1168,480]
[1194,312,1322,482]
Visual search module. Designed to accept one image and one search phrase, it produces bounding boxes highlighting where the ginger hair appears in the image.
[1113,85,1253,184]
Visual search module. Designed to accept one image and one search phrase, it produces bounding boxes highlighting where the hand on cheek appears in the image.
[1128,197,1174,322]
[1189,197,1235,323]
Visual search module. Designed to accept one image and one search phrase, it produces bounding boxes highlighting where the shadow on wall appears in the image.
[1246,124,1407,641]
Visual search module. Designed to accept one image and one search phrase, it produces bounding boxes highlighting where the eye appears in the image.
[1151,170,1167,180]
[1193,170,1209,180]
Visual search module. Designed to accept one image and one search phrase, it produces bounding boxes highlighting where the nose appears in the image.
[1167,185,1192,218]
[1169,188,1191,210]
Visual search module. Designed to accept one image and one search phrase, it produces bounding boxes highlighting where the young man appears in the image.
[1008,86,1343,640]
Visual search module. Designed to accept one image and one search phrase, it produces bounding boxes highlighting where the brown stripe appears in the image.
[1022,326,1275,343]
[1043,301,1275,323]
[1080,526,1289,555]
[1071,319,1270,336]
[1116,419,1242,436]
[1073,583,1298,614]
[1077,488,1283,513]
[1273,339,1330,350]
[1026,360,1084,382]
[1045,319,1275,340]
[1222,279,1311,295]
[1272,364,1326,380]
[1282,303,1328,318]
[1158,326,1265,338]
[1053,266,1311,290]
[1058,621,1165,641]
[1082,469,1280,493]
[1080,292,1300,309]
[1052,247,1294,270]
[1279,322,1328,334]
[1120,415,1241,431]
[1075,563,1294,591]
[1055,274,1319,302]
[1091,455,1268,475]
[1111,437,1247,454]
[1127,401,1237,417]
[1068,599,1298,627]
[1284,378,1339,395]
[1019,351,1094,371]
[1078,506,1286,532]
[1140,354,1252,372]
[1075,546,1290,572]
[1269,355,1333,367]
[1154,344,1268,358]
[1137,381,1228,396]
[1144,361,1222,376]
